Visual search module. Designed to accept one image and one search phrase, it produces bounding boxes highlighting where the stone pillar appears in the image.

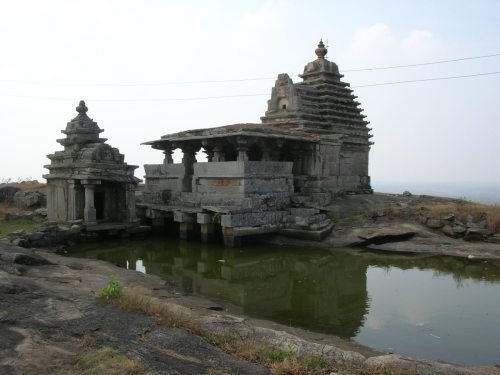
[174,211,197,240]
[236,137,249,162]
[67,180,77,221]
[181,143,198,192]
[212,145,225,162]
[125,183,137,223]
[197,212,214,243]
[83,184,97,224]
[271,139,285,161]
[201,140,214,162]
[179,222,196,240]
[163,146,174,165]
[181,144,197,167]
[261,140,274,161]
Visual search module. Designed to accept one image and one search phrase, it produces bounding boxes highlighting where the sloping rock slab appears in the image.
[354,226,416,246]
[0,248,53,266]
[365,354,492,375]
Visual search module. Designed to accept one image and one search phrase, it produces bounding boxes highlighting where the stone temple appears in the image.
[44,101,140,225]
[140,41,373,246]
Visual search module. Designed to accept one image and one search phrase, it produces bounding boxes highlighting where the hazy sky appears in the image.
[1,0,499,184]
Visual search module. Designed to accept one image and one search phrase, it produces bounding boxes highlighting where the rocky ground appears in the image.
[267,193,500,262]
[1,240,500,375]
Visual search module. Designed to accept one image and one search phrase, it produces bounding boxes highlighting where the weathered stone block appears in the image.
[441,225,455,237]
[452,225,466,235]
[464,228,488,241]
[221,211,285,228]
[426,219,443,229]
[174,211,197,223]
[197,213,212,224]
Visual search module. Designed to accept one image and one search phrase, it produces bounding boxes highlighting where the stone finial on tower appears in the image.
[315,39,327,59]
[76,100,88,114]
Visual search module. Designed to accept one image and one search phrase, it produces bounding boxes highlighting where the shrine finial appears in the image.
[315,39,327,59]
[76,100,88,114]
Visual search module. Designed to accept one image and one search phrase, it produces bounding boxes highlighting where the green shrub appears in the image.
[99,275,124,300]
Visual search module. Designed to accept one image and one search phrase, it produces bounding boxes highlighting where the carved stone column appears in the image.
[180,143,198,192]
[67,180,77,221]
[83,184,97,224]
[197,212,214,243]
[212,145,225,162]
[125,183,137,222]
[163,144,174,165]
[201,140,214,162]
[236,137,249,162]
[271,139,285,161]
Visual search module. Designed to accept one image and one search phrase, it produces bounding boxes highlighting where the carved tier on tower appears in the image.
[261,40,372,148]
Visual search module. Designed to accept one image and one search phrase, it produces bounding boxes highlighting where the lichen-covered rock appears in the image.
[5,212,33,221]
[464,228,489,241]
[13,190,46,208]
[452,225,467,235]
[364,354,478,375]
[441,225,455,237]
[0,186,21,202]
[426,219,443,229]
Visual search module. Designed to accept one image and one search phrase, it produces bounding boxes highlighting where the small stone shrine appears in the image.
[44,101,140,225]
[140,41,373,246]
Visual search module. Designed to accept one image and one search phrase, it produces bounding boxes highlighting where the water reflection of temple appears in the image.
[132,244,369,338]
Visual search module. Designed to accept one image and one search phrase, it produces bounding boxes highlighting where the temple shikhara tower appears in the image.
[44,101,140,225]
[261,40,372,193]
[140,41,373,246]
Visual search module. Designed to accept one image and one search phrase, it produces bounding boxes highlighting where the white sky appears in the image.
[1,0,499,184]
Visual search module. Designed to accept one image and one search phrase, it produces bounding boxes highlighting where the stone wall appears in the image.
[143,163,190,205]
[193,161,293,195]
[46,180,68,222]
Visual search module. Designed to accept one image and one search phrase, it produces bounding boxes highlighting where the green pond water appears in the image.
[69,238,500,367]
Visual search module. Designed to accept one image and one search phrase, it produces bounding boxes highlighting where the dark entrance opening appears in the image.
[95,192,105,220]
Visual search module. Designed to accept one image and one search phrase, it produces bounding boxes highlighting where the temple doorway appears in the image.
[95,192,105,220]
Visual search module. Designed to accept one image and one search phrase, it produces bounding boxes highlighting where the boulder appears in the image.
[34,208,47,217]
[13,190,46,208]
[452,225,467,236]
[426,219,443,229]
[419,214,429,225]
[0,186,21,202]
[402,191,412,196]
[367,210,388,219]
[356,226,416,245]
[440,213,455,222]
[464,228,488,241]
[487,234,500,243]
[5,211,33,221]
[441,225,455,237]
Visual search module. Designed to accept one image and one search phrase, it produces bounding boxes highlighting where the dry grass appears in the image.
[105,291,198,331]
[0,202,24,217]
[76,347,146,375]
[101,289,415,375]
[0,181,46,192]
[421,201,500,233]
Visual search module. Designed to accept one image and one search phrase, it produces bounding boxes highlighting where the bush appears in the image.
[99,276,124,300]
